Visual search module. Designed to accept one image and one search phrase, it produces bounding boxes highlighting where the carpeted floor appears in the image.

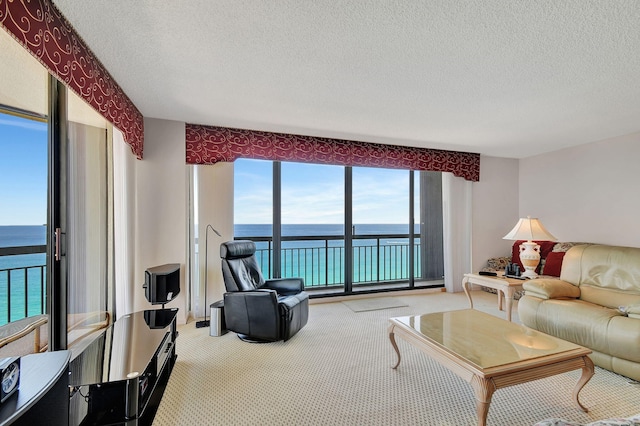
[153,290,640,426]
[342,296,409,312]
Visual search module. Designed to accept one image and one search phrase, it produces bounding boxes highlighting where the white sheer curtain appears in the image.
[442,172,473,292]
[113,127,135,319]
[67,122,108,326]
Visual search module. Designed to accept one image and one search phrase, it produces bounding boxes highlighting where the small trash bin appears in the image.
[210,300,227,337]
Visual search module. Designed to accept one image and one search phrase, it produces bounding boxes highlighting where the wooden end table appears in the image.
[462,273,525,322]
[388,309,594,426]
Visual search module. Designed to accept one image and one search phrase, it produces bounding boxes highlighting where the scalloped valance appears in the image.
[186,124,480,181]
[1,0,144,158]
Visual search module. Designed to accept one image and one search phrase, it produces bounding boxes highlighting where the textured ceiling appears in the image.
[52,0,640,158]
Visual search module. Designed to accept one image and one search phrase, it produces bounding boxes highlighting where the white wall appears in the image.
[133,118,189,323]
[519,132,640,248]
[471,155,519,272]
[196,163,234,320]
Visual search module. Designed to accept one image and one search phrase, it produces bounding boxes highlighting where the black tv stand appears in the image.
[69,308,178,426]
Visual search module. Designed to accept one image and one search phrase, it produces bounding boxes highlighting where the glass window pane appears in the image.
[66,90,111,346]
[0,113,48,328]
[352,167,410,286]
[0,29,49,356]
[234,159,273,276]
[66,119,110,345]
[281,162,344,288]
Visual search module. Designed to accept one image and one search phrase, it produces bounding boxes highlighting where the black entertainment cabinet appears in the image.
[69,308,178,426]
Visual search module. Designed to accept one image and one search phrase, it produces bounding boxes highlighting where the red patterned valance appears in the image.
[0,0,144,158]
[186,124,480,181]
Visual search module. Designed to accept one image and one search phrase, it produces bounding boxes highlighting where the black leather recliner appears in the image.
[220,240,309,342]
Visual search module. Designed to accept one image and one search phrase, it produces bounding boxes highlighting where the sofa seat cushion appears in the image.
[519,297,628,357]
[523,279,580,300]
[607,315,640,363]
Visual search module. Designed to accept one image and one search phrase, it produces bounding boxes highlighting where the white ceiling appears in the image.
[52,0,640,158]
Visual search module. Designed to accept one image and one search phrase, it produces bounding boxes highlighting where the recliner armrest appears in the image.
[263,278,305,295]
[223,290,281,340]
[523,279,580,300]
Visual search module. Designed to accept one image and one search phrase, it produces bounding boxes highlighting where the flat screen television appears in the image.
[143,263,180,306]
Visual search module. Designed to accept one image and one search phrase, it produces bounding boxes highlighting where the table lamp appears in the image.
[503,216,557,279]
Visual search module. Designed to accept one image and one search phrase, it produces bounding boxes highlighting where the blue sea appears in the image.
[234,224,421,286]
[235,223,416,237]
[0,226,47,325]
[0,224,419,324]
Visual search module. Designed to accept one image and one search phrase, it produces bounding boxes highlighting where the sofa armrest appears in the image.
[263,278,305,295]
[523,279,580,300]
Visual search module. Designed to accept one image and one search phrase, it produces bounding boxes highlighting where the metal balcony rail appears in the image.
[235,234,422,288]
[0,245,47,326]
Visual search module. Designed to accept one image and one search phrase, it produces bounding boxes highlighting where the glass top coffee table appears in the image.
[388,309,594,426]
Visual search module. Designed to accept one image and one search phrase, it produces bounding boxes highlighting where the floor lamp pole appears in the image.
[195,224,221,328]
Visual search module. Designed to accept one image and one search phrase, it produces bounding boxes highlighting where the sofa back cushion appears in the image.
[561,244,640,309]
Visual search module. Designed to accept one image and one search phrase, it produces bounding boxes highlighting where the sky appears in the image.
[234,158,417,224]
[0,113,48,226]
[1,112,417,227]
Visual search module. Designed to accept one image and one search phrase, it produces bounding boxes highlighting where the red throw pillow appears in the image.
[511,240,556,273]
[542,251,566,277]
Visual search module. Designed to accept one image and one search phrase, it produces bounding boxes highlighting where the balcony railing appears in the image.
[236,234,424,289]
[0,245,47,326]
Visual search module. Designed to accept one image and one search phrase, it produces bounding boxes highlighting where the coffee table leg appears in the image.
[462,276,474,309]
[573,356,595,412]
[388,324,401,369]
[471,375,495,426]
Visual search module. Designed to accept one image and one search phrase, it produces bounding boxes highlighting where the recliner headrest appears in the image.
[220,240,256,259]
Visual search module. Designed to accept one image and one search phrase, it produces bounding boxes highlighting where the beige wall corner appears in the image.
[134,118,188,323]
[519,132,640,247]
[196,162,234,320]
[472,155,519,272]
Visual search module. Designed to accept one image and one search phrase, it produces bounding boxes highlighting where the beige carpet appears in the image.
[342,296,408,312]
[153,291,640,426]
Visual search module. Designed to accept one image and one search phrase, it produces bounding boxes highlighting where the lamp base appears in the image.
[195,320,210,328]
[519,241,541,279]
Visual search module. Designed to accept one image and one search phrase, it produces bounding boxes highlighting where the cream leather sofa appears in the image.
[519,244,640,382]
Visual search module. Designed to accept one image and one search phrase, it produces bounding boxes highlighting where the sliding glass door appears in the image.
[1,28,113,353]
[0,28,50,354]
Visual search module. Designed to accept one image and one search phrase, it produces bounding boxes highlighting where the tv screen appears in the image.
[143,263,180,305]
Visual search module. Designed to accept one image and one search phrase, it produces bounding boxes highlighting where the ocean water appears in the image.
[0,224,420,324]
[234,223,421,286]
[0,226,47,325]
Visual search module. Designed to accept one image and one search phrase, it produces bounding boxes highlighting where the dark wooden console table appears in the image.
[0,350,70,425]
[69,308,178,426]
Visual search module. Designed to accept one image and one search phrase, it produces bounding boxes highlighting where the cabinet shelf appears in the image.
[69,308,178,426]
